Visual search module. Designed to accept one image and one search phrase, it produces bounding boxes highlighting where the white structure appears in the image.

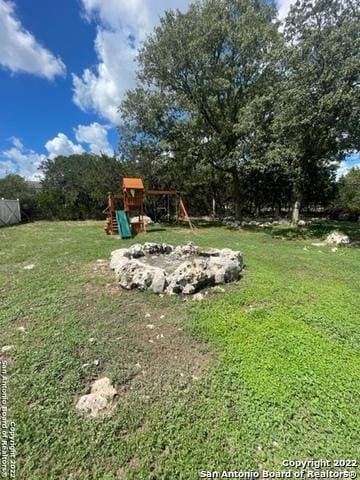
[0,198,21,226]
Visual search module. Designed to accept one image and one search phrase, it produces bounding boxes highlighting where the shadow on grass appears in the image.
[147,220,225,231]
[266,220,360,242]
[145,227,167,233]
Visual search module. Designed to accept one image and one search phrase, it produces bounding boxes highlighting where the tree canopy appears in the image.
[38,153,125,220]
[273,0,360,222]
[120,0,282,217]
[337,167,360,216]
[119,0,360,222]
[0,174,39,220]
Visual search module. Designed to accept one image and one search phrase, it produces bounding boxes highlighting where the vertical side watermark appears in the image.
[1,360,16,479]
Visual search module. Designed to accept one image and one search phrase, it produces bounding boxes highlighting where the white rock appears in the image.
[23,264,35,270]
[117,259,167,293]
[146,324,155,329]
[1,345,14,353]
[182,283,195,295]
[298,220,306,226]
[172,243,198,257]
[127,244,146,257]
[109,242,243,295]
[193,293,204,301]
[17,326,26,332]
[76,393,108,417]
[212,286,226,293]
[110,249,129,270]
[151,268,167,293]
[91,377,117,400]
[325,231,350,245]
[130,215,153,225]
[76,377,117,418]
[145,313,151,318]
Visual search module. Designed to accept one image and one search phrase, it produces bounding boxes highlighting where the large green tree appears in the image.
[337,167,360,216]
[0,174,39,220]
[120,0,282,218]
[39,154,125,219]
[274,0,360,223]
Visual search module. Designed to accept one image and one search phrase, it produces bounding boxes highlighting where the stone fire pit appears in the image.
[110,242,244,295]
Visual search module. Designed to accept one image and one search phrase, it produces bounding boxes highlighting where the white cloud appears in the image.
[72,29,137,123]
[75,122,113,156]
[337,152,360,179]
[9,136,23,149]
[45,133,84,160]
[0,137,45,179]
[73,0,190,124]
[1,124,115,179]
[0,0,66,79]
[277,0,296,20]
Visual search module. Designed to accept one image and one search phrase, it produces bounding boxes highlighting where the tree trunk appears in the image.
[291,194,302,225]
[232,169,242,220]
[274,202,281,218]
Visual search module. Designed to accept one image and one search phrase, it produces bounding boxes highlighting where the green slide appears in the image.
[116,210,132,239]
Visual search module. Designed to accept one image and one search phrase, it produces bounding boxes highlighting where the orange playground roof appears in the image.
[123,177,144,190]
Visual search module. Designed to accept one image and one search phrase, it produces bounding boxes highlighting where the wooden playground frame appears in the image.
[104,177,194,237]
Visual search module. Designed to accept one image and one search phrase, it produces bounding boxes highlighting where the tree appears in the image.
[39,154,125,219]
[275,0,360,224]
[0,174,39,220]
[337,167,360,216]
[120,0,282,218]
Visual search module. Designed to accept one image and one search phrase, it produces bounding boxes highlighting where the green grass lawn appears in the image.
[0,220,359,479]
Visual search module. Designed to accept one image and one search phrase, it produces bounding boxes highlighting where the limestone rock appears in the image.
[325,231,350,245]
[76,377,117,418]
[172,242,198,257]
[166,258,209,294]
[193,293,204,301]
[127,244,146,258]
[109,243,243,295]
[91,377,117,400]
[117,259,167,293]
[212,286,226,293]
[110,249,129,270]
[76,393,109,417]
[1,345,14,353]
[130,215,153,225]
[151,268,167,293]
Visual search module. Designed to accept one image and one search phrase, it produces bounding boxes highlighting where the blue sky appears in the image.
[0,0,358,179]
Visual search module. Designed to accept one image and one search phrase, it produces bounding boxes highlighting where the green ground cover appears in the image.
[0,220,359,479]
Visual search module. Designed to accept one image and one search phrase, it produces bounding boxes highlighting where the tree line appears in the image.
[0,0,359,223]
[119,0,360,223]
[0,155,359,222]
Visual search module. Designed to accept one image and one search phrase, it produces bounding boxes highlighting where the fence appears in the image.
[0,198,21,227]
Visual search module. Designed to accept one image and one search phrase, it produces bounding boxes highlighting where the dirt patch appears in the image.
[128,311,211,394]
[116,457,141,479]
[82,261,212,402]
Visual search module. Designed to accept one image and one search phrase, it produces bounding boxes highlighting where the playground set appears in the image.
[104,177,193,238]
